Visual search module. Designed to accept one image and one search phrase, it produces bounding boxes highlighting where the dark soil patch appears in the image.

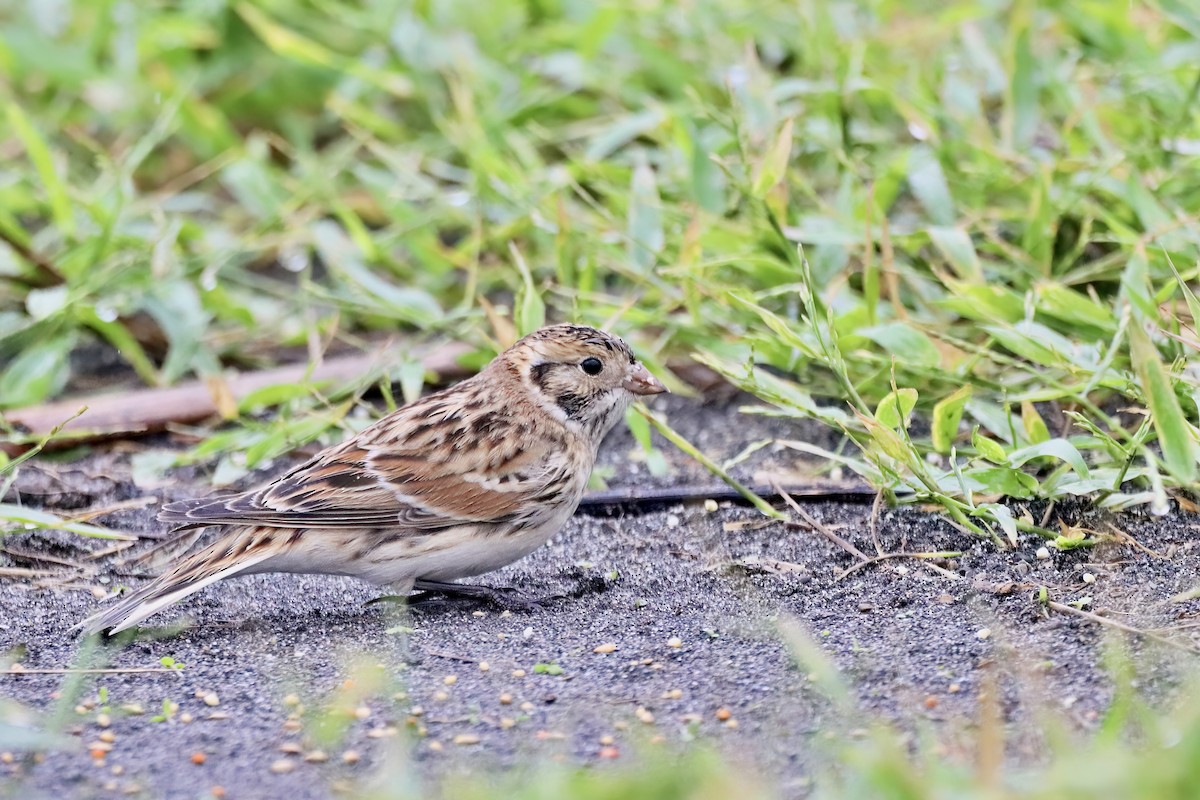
[2,396,1198,799]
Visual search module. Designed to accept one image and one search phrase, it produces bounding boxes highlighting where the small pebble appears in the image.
[949,683,961,693]
[635,707,655,724]
[499,717,516,729]
[269,759,294,774]
[180,713,195,724]
[715,707,732,721]
[724,719,739,729]
[593,643,617,654]
[703,499,719,513]
[977,628,992,640]
[202,692,220,707]
[937,593,955,604]
[111,765,124,776]
[478,661,490,672]
[341,751,361,765]
[428,741,444,752]
[283,694,301,707]
[499,693,514,705]
[522,627,534,640]
[667,637,683,649]
[1083,572,1096,584]
[279,743,302,755]
[191,752,206,765]
[96,714,111,728]
[355,706,371,720]
[520,702,535,713]
[599,735,614,746]
[1036,547,1051,560]
[367,726,398,739]
[443,675,458,686]
[304,751,328,763]
[98,731,116,744]
[512,669,526,678]
[472,610,486,618]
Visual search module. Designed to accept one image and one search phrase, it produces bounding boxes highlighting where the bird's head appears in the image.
[500,324,667,438]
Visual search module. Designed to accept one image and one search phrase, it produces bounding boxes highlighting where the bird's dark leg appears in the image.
[409,579,548,609]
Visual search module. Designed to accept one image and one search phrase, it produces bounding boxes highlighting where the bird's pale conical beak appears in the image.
[623,363,669,396]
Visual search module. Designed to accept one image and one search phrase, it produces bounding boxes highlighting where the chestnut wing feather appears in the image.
[159,383,568,532]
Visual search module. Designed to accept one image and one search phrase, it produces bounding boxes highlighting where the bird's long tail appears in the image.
[77,526,278,636]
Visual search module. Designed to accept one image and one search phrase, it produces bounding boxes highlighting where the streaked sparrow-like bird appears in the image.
[80,324,667,635]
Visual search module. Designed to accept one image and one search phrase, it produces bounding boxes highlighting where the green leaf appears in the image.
[932,385,973,454]
[962,467,1038,498]
[1008,438,1090,478]
[624,406,668,477]
[1034,282,1117,333]
[907,146,955,225]
[972,428,1009,464]
[6,101,73,236]
[1129,322,1197,482]
[928,227,982,282]
[0,334,73,408]
[752,117,794,198]
[1021,401,1051,444]
[874,388,918,429]
[1007,23,1037,149]
[510,243,545,336]
[0,503,134,540]
[627,159,664,271]
[859,323,941,367]
[979,502,1019,546]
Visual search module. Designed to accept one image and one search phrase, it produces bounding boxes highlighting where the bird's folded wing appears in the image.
[159,417,566,531]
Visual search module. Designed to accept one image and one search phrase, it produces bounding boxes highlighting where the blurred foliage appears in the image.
[0,0,1199,524]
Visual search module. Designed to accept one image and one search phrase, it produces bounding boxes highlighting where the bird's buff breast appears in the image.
[267,490,584,587]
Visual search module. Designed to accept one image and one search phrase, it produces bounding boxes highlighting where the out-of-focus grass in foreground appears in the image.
[2,1,1200,537]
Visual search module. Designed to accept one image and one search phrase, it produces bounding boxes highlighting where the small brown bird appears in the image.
[79,324,667,635]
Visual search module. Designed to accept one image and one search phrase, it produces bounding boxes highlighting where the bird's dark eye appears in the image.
[580,357,603,375]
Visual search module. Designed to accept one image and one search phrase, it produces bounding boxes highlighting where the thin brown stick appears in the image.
[421,649,480,664]
[837,550,963,581]
[0,566,58,579]
[0,226,65,286]
[2,342,471,455]
[774,481,870,562]
[869,489,885,556]
[1,545,96,572]
[66,496,160,524]
[1046,600,1199,655]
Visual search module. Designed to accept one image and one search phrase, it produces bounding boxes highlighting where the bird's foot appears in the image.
[408,579,552,611]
